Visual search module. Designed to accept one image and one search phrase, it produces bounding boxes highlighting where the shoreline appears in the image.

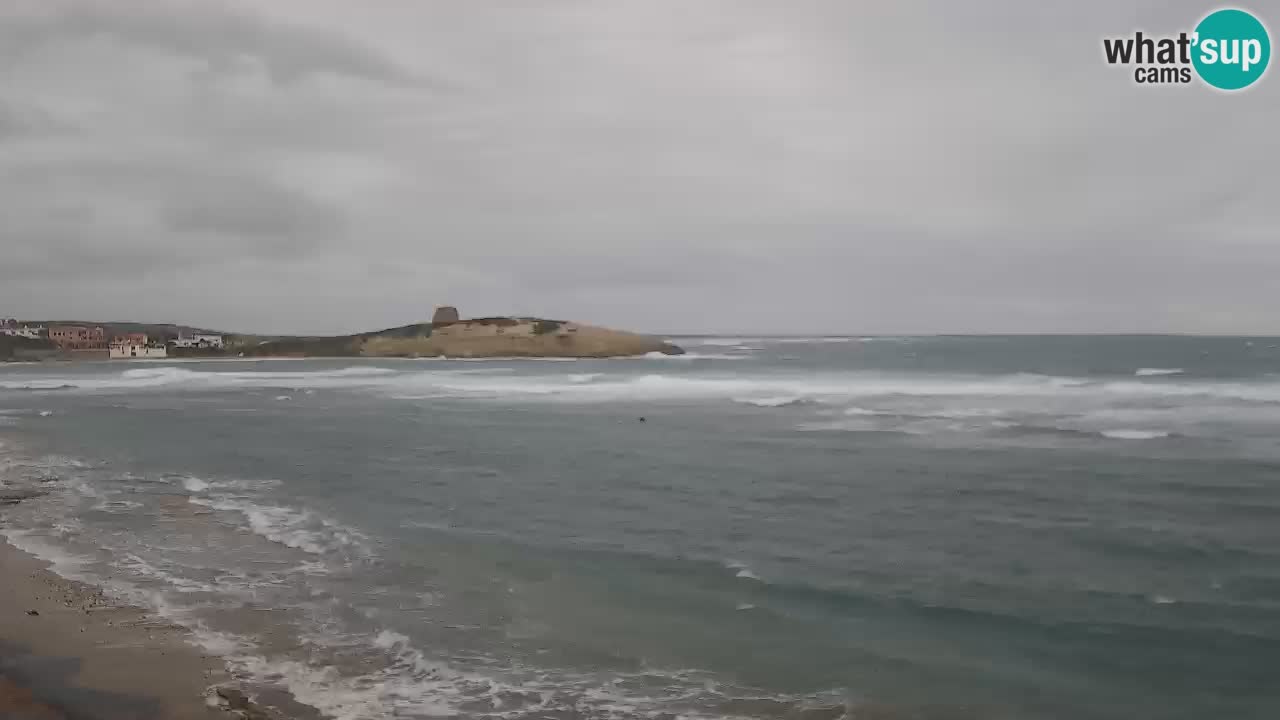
[0,536,291,720]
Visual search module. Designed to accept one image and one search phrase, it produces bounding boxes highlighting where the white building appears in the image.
[0,324,46,339]
[194,333,224,348]
[109,342,168,360]
[171,333,224,349]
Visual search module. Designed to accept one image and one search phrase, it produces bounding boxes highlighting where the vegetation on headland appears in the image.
[234,318,683,359]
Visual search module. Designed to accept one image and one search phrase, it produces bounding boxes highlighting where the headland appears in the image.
[1,307,684,361]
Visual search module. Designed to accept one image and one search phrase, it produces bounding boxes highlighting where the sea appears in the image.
[1,335,1278,720]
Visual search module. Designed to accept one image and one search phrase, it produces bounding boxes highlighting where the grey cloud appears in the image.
[1,154,346,284]
[161,179,346,249]
[1,1,1278,334]
[0,99,65,140]
[0,0,419,87]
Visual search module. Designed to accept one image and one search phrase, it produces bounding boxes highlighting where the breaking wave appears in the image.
[188,496,370,557]
[642,352,748,361]
[391,371,1280,407]
[10,363,1280,412]
[689,337,762,346]
[0,365,399,392]
[1100,429,1171,440]
[684,336,855,345]
[732,396,812,408]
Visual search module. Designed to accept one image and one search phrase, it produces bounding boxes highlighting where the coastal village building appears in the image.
[49,325,106,350]
[109,338,168,359]
[116,332,149,346]
[171,333,224,349]
[0,321,46,339]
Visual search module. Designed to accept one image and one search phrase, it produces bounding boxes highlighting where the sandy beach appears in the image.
[0,536,274,720]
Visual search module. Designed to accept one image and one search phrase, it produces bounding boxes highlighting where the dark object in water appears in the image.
[638,417,646,422]
[1,489,48,505]
[26,609,39,616]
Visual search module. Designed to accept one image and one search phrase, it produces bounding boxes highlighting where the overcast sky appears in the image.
[1,0,1275,335]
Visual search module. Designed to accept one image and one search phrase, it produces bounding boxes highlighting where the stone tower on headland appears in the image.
[432,306,460,324]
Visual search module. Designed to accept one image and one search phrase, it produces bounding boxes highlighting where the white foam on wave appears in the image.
[643,351,746,361]
[771,337,855,344]
[1101,429,1170,440]
[118,553,224,595]
[689,337,761,347]
[840,406,1004,419]
[210,627,565,720]
[16,360,1280,413]
[223,626,761,720]
[448,356,580,362]
[0,528,94,579]
[733,396,809,408]
[181,475,211,492]
[687,336,856,346]
[189,497,370,557]
[405,372,1090,404]
[1,365,401,393]
[724,559,762,581]
[1135,368,1184,377]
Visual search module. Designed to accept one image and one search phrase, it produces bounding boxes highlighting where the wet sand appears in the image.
[0,537,265,720]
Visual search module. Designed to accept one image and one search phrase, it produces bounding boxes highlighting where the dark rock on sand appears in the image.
[790,704,848,720]
[215,687,250,711]
[215,686,288,720]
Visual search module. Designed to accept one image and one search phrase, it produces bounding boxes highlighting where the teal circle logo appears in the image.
[1192,8,1271,90]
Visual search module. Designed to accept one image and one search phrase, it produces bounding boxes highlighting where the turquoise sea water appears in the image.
[1,336,1278,719]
